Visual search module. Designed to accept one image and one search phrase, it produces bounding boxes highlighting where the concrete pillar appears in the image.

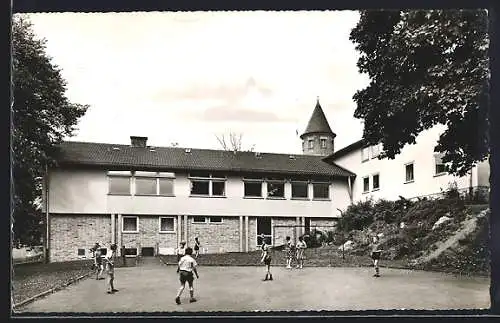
[177,215,182,246]
[111,214,116,245]
[244,216,249,252]
[308,182,314,200]
[239,215,243,252]
[301,217,305,236]
[184,215,188,244]
[117,214,122,256]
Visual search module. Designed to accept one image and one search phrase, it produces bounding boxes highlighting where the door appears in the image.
[304,218,311,234]
[141,247,155,257]
[257,217,272,246]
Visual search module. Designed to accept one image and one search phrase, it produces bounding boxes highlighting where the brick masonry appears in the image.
[186,216,240,253]
[273,217,299,245]
[49,214,112,262]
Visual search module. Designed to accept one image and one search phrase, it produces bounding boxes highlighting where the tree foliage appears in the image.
[12,16,88,245]
[350,10,489,176]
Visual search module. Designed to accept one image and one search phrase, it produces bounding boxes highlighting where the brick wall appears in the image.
[310,217,338,233]
[273,217,299,246]
[187,216,240,253]
[249,217,257,250]
[49,214,111,262]
[120,215,178,255]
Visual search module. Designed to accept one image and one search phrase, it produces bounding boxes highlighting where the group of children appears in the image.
[90,242,118,294]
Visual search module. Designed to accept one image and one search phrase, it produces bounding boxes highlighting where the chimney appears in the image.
[130,136,148,148]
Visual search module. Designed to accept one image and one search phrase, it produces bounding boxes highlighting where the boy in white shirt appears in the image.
[104,244,118,294]
[175,247,199,305]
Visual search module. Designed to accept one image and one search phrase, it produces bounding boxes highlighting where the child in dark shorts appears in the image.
[175,247,199,305]
[104,244,118,294]
[371,235,382,277]
[260,234,273,281]
[194,237,201,258]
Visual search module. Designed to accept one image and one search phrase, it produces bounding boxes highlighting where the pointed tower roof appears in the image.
[300,97,336,139]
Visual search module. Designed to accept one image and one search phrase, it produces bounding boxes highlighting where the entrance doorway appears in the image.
[257,217,272,246]
[141,247,155,257]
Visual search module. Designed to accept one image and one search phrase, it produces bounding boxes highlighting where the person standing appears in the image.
[176,241,187,263]
[104,244,119,294]
[93,243,104,280]
[284,236,295,269]
[260,234,273,281]
[175,247,199,305]
[295,236,307,269]
[371,235,382,277]
[194,237,201,258]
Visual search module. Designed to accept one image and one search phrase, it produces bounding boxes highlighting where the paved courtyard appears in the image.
[15,259,490,313]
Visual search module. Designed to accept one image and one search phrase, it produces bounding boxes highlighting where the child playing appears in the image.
[104,244,118,294]
[285,236,295,269]
[176,241,187,263]
[371,235,382,277]
[260,234,273,281]
[295,236,307,269]
[194,237,201,258]
[175,247,199,305]
[92,243,104,280]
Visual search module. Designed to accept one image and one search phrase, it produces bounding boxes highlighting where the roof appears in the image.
[54,141,356,178]
[323,139,365,161]
[300,99,336,139]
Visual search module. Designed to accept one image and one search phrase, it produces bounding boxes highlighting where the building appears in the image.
[42,99,490,262]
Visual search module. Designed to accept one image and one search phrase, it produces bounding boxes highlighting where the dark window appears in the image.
[320,138,327,148]
[124,248,137,256]
[77,249,85,256]
[373,174,380,190]
[193,216,207,223]
[267,182,285,198]
[363,177,369,192]
[109,177,130,194]
[405,163,414,182]
[191,180,209,195]
[244,182,262,197]
[209,216,222,223]
[160,217,175,232]
[308,139,314,149]
[212,181,226,196]
[135,177,157,195]
[313,183,329,199]
[123,217,138,232]
[435,154,446,175]
[291,182,308,198]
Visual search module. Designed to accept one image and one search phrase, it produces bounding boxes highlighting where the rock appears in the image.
[432,216,452,230]
[338,240,354,251]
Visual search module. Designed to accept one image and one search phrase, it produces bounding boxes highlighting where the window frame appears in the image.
[371,143,381,159]
[77,248,86,257]
[122,215,139,233]
[158,216,176,233]
[107,172,132,196]
[189,173,227,198]
[372,173,380,191]
[308,139,314,149]
[134,176,158,196]
[266,180,286,199]
[361,147,370,162]
[192,216,208,224]
[362,176,370,193]
[243,178,263,198]
[124,247,138,258]
[208,216,223,224]
[320,138,327,149]
[405,162,415,183]
[434,153,447,176]
[312,182,330,200]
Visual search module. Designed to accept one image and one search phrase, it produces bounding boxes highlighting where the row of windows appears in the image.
[361,155,448,193]
[306,137,333,150]
[108,171,331,200]
[120,215,223,234]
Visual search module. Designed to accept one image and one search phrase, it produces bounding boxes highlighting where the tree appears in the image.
[350,10,489,176]
[12,16,88,245]
[215,132,255,152]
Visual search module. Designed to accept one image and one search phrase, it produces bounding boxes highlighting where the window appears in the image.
[405,163,414,183]
[124,248,137,257]
[320,138,327,149]
[135,177,157,195]
[108,176,131,195]
[189,173,226,197]
[312,183,330,199]
[371,144,381,159]
[267,181,285,198]
[208,216,223,223]
[192,216,207,223]
[77,249,85,256]
[291,182,309,199]
[361,147,370,162]
[159,178,174,195]
[244,180,262,197]
[372,174,380,190]
[434,153,446,175]
[122,216,138,232]
[363,177,370,193]
[308,139,314,149]
[159,217,175,233]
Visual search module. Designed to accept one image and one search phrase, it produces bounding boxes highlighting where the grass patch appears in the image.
[12,260,94,305]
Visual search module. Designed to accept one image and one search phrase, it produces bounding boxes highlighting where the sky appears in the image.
[25,11,370,154]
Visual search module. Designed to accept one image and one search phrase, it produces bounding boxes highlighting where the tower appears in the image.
[300,97,336,156]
